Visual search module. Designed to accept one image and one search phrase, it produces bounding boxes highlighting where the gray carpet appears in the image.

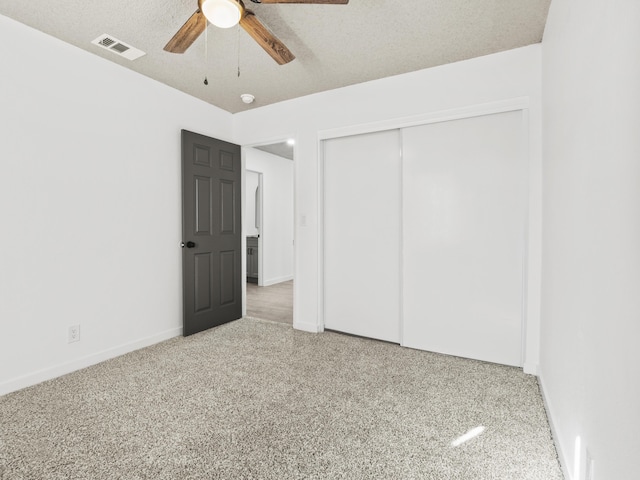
[0,318,563,479]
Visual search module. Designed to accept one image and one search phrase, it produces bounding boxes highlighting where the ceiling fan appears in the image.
[164,0,349,65]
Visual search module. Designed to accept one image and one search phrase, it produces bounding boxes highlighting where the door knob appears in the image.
[181,241,196,248]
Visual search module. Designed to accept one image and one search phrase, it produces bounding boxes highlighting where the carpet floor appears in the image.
[0,318,563,479]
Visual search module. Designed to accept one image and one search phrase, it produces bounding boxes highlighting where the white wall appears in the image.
[540,1,640,479]
[233,45,543,370]
[0,15,233,395]
[244,170,260,237]
[245,148,294,286]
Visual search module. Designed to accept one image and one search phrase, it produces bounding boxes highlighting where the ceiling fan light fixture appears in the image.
[202,0,242,29]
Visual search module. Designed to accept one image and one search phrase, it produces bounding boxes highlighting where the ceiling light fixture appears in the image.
[287,139,295,146]
[201,0,242,29]
[240,93,255,104]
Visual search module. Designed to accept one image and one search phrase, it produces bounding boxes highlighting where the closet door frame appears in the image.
[318,98,541,374]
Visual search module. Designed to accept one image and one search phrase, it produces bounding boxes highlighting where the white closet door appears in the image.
[402,111,526,366]
[324,130,401,343]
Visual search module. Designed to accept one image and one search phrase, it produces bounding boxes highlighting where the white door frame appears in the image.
[241,140,297,322]
[245,169,264,285]
[317,98,541,373]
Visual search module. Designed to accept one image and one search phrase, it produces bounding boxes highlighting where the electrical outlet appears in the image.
[68,325,80,343]
[586,449,595,480]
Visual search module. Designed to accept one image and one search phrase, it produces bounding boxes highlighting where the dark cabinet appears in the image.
[247,237,259,283]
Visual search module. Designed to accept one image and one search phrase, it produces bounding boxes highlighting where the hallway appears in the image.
[246,280,293,325]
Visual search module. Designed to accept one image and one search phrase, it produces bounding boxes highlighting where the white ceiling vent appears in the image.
[91,34,145,61]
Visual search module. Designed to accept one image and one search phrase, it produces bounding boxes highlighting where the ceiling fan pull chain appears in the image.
[237,23,241,78]
[204,24,209,85]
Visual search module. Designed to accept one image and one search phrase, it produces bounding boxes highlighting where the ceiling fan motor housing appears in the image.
[166,0,348,63]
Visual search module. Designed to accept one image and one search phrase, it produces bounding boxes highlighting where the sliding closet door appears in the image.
[324,130,401,343]
[402,111,526,366]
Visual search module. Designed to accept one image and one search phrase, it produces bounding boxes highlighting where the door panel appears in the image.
[220,180,235,234]
[194,253,212,313]
[194,145,211,166]
[195,176,212,234]
[182,130,241,336]
[219,250,236,305]
[402,111,526,366]
[324,130,401,343]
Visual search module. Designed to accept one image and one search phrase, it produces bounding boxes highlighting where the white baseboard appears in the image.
[523,362,538,375]
[293,319,321,333]
[0,327,182,397]
[538,370,572,480]
[262,275,294,287]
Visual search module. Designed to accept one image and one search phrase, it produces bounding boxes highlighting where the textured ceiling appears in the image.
[0,0,551,114]
[254,142,294,161]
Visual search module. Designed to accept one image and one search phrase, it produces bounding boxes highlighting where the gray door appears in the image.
[181,130,242,336]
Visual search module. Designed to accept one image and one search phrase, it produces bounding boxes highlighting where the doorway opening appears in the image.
[244,140,295,325]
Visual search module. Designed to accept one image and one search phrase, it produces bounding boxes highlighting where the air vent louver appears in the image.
[91,34,145,61]
[110,43,130,54]
[98,37,116,47]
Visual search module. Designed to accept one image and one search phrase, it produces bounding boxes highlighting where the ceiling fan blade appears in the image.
[240,10,295,65]
[164,10,207,53]
[257,0,349,3]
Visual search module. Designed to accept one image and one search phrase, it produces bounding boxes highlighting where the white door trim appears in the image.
[318,97,530,141]
[241,139,297,325]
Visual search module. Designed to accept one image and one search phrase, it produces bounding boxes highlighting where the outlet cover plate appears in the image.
[68,325,80,343]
